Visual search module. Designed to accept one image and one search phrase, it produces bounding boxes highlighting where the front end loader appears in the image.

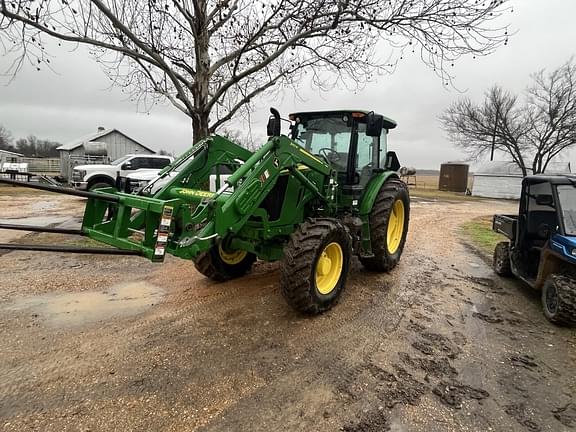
[0,109,410,314]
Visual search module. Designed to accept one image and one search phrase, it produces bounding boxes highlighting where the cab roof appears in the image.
[523,174,576,185]
[289,110,397,130]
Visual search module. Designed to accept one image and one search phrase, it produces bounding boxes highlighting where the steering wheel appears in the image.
[318,148,340,164]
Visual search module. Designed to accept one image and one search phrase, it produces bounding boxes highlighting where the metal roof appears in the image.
[523,174,576,185]
[0,149,23,157]
[56,128,154,153]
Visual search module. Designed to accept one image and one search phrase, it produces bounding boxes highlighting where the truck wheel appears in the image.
[280,218,351,314]
[493,241,513,277]
[542,274,576,325]
[89,181,115,191]
[359,179,409,272]
[194,244,256,282]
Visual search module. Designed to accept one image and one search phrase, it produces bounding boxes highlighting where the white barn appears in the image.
[472,161,572,199]
[57,127,155,180]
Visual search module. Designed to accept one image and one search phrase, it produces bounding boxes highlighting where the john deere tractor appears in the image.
[0,108,409,314]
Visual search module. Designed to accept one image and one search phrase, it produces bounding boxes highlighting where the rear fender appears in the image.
[358,171,399,216]
[357,171,400,257]
[535,247,569,289]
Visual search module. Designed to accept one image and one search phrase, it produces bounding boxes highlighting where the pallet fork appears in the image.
[0,178,142,257]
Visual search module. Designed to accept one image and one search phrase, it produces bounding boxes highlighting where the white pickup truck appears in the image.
[71,154,173,191]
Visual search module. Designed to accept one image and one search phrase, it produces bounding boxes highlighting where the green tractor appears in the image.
[0,109,410,314]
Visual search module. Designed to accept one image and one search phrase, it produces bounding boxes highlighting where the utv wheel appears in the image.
[194,244,256,282]
[280,218,351,314]
[542,274,576,325]
[360,179,410,272]
[493,241,513,277]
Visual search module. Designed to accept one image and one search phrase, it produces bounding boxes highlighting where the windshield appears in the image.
[111,155,131,165]
[294,117,351,170]
[557,185,576,236]
[293,116,376,173]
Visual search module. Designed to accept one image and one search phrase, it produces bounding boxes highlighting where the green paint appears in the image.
[80,111,405,264]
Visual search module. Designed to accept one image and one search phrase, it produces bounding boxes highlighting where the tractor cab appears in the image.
[286,110,398,191]
[492,175,576,324]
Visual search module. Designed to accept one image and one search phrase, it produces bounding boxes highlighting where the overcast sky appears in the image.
[0,0,575,170]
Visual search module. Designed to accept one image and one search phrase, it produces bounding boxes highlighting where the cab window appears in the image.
[149,158,171,169]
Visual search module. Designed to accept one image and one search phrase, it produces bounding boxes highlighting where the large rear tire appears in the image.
[194,244,256,282]
[542,274,576,325]
[493,241,513,277]
[360,178,410,272]
[280,218,352,314]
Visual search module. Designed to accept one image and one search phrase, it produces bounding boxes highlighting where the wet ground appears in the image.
[1,193,575,431]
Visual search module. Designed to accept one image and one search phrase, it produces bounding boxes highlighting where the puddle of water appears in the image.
[0,216,75,243]
[4,281,164,327]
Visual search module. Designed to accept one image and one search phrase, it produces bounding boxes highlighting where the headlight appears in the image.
[571,248,576,257]
[73,169,86,180]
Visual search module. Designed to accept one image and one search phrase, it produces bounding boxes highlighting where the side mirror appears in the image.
[366,113,384,137]
[384,151,401,172]
[122,162,133,170]
[535,194,554,207]
[267,107,281,137]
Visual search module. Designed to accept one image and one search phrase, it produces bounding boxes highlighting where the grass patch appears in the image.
[410,188,482,202]
[461,216,506,256]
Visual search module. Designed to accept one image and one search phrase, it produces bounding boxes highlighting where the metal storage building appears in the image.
[471,161,571,199]
[0,149,23,166]
[439,162,469,192]
[57,127,155,180]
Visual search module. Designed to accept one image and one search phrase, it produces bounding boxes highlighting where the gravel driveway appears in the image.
[1,193,575,431]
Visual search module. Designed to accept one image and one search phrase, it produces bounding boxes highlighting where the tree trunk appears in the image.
[191,0,211,144]
[192,111,210,144]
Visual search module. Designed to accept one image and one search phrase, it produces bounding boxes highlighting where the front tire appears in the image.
[360,179,410,272]
[194,244,256,282]
[542,274,576,325]
[280,218,351,314]
[493,241,513,277]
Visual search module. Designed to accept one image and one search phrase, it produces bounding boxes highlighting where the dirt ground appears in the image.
[1,192,576,432]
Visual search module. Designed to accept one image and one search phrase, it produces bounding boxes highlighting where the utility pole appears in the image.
[490,107,500,161]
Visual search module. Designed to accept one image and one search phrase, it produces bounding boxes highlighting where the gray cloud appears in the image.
[0,0,575,169]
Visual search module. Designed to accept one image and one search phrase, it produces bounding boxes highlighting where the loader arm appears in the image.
[79,135,333,262]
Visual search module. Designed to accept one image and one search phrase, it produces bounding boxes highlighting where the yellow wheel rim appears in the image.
[387,199,405,254]
[315,242,344,295]
[218,245,248,265]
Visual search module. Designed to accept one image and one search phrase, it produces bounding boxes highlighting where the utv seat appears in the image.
[526,211,558,249]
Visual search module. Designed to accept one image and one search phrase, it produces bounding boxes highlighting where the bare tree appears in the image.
[441,59,576,175]
[0,125,15,151]
[14,135,61,157]
[1,0,511,142]
[219,127,256,151]
[441,86,530,176]
[526,61,576,174]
